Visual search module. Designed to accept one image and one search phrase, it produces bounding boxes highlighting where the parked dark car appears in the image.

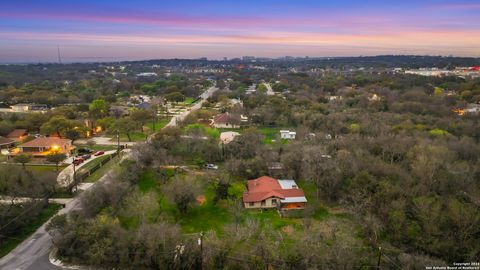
[82,154,91,160]
[77,148,93,154]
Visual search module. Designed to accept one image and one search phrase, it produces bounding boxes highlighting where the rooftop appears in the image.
[243,176,306,203]
[19,137,71,148]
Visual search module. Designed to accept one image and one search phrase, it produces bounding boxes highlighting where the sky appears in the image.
[0,0,479,62]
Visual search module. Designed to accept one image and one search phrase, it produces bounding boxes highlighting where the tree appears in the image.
[88,99,109,119]
[213,178,230,204]
[164,176,199,214]
[111,118,140,142]
[165,92,185,104]
[13,153,32,169]
[40,116,75,137]
[65,129,81,143]
[130,109,154,131]
[46,153,67,171]
[302,146,341,202]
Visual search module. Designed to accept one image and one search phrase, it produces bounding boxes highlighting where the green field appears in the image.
[74,144,117,151]
[116,168,356,242]
[83,155,120,183]
[145,118,170,132]
[184,97,195,104]
[76,154,113,176]
[0,204,61,258]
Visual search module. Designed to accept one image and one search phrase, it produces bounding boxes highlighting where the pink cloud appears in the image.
[430,3,480,10]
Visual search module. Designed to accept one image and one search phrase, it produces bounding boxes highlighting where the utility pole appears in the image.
[57,45,62,64]
[377,246,382,269]
[198,232,204,270]
[72,162,76,193]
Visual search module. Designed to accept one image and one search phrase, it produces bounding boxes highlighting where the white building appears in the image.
[465,103,480,114]
[280,130,296,140]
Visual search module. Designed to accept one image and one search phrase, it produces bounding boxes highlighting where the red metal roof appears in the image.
[213,113,240,124]
[243,176,306,203]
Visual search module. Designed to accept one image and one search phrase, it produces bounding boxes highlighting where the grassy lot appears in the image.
[108,168,369,256]
[83,155,120,183]
[0,164,63,179]
[120,169,354,237]
[145,118,170,132]
[0,204,61,258]
[117,132,147,142]
[184,123,220,138]
[76,154,113,176]
[25,164,67,173]
[257,127,292,144]
[184,97,195,104]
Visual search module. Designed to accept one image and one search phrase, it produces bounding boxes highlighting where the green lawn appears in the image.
[74,144,117,151]
[117,168,360,250]
[0,164,63,179]
[122,132,148,142]
[76,154,113,176]
[178,184,231,233]
[0,204,61,258]
[184,97,195,104]
[83,155,120,183]
[145,118,170,132]
[257,127,292,144]
[137,170,159,193]
[25,164,67,173]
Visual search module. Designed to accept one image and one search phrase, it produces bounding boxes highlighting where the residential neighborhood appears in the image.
[0,54,479,269]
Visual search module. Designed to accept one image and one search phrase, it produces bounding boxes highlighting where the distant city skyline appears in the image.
[1,0,479,63]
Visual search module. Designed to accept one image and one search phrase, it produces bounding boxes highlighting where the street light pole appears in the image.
[72,162,76,193]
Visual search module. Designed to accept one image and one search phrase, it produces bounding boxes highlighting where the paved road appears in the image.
[165,86,218,127]
[57,150,117,187]
[263,83,275,96]
[0,86,218,270]
[0,189,83,270]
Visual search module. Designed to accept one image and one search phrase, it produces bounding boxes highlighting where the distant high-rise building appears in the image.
[242,56,255,61]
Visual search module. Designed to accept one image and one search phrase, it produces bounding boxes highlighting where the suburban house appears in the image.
[465,103,480,114]
[0,137,15,149]
[14,137,74,157]
[7,129,28,142]
[10,104,48,113]
[243,176,307,210]
[280,130,296,140]
[211,113,241,128]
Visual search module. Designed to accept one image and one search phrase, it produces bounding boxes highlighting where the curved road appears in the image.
[0,86,218,270]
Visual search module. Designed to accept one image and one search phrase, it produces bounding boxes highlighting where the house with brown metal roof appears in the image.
[211,113,241,128]
[7,129,28,142]
[0,137,15,149]
[14,137,74,157]
[243,176,307,210]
